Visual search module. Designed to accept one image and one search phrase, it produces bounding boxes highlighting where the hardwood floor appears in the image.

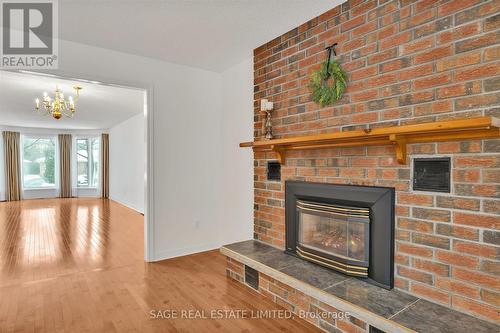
[0,198,320,333]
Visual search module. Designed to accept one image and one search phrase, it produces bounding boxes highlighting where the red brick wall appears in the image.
[252,0,500,323]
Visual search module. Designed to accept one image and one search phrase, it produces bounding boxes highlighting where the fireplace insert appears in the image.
[286,181,395,289]
[296,200,370,277]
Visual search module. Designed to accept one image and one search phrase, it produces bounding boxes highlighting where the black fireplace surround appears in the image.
[285,181,395,289]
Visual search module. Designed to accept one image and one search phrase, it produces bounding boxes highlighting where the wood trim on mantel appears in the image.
[239,117,500,165]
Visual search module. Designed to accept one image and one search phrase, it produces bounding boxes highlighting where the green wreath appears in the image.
[309,59,347,107]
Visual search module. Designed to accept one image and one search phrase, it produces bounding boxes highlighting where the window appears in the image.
[77,138,100,187]
[22,137,56,189]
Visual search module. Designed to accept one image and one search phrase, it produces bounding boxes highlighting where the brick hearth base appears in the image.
[222,240,499,333]
[227,256,370,333]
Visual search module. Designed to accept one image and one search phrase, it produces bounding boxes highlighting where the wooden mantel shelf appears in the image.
[239,116,500,165]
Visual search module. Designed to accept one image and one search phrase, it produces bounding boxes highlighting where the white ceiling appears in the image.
[0,1,343,130]
[59,0,344,72]
[0,71,144,130]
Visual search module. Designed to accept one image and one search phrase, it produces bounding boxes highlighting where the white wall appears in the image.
[39,39,254,261]
[109,113,145,213]
[218,58,254,245]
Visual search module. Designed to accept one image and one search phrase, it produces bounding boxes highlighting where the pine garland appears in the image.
[309,59,347,107]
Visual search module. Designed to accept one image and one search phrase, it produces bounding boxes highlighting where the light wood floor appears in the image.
[0,198,319,333]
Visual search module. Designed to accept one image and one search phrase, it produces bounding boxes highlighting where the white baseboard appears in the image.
[109,196,144,214]
[153,242,222,262]
[152,236,254,262]
[220,235,254,248]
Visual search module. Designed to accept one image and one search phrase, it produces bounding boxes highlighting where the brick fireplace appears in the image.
[250,0,500,324]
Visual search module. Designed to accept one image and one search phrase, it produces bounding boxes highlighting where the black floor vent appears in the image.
[413,157,451,193]
[244,265,259,290]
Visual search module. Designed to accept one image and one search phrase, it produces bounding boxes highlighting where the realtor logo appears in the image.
[1,0,58,68]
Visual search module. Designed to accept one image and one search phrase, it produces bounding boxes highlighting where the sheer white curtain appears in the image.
[19,134,60,200]
[71,135,102,197]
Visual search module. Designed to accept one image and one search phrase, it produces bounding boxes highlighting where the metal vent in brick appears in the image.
[245,265,259,290]
[413,158,451,193]
[267,161,281,181]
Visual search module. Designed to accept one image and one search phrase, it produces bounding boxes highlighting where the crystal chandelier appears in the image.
[35,86,82,119]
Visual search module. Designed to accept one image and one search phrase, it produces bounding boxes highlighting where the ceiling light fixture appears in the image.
[35,85,82,119]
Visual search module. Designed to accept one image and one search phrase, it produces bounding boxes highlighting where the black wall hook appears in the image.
[324,43,338,78]
[325,42,338,57]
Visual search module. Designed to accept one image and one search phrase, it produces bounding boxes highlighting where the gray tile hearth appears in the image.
[224,239,275,255]
[281,260,350,290]
[225,240,303,270]
[221,240,500,333]
[392,299,499,333]
[325,279,418,319]
[252,250,303,270]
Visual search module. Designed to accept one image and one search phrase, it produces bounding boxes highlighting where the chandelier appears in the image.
[35,86,82,119]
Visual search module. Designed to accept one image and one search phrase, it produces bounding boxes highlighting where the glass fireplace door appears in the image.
[296,200,370,276]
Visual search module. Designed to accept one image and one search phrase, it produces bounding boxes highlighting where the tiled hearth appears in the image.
[221,240,498,333]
